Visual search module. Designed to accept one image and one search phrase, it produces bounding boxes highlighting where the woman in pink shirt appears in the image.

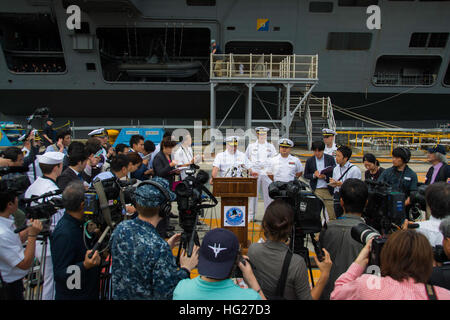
[331,230,450,300]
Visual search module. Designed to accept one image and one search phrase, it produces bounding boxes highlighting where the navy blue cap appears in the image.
[198,228,239,279]
[134,177,176,208]
[428,144,446,155]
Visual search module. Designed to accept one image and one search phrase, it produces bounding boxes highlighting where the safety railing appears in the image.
[327,97,336,132]
[337,130,450,155]
[305,104,313,150]
[210,54,318,80]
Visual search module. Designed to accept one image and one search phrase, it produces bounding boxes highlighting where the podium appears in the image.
[212,177,258,250]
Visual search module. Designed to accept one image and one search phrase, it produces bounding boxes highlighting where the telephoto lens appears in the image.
[351,223,381,245]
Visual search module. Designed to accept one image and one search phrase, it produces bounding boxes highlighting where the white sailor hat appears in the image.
[279,138,294,148]
[36,152,65,165]
[88,128,108,138]
[322,128,336,136]
[225,136,239,146]
[255,127,269,134]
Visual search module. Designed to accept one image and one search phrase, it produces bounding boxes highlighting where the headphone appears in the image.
[397,147,411,163]
[134,180,172,218]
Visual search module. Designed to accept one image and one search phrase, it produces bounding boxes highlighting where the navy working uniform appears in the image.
[110,177,189,300]
[378,165,418,198]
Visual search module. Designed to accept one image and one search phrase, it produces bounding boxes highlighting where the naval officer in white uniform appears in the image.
[267,138,304,183]
[245,127,277,221]
[322,128,337,159]
[24,151,65,300]
[210,136,257,181]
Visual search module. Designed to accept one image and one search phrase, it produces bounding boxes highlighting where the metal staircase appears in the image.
[289,93,336,149]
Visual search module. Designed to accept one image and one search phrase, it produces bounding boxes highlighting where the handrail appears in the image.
[327,97,336,132]
[210,53,318,80]
[305,104,313,150]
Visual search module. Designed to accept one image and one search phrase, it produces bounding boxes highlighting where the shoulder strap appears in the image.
[275,249,293,298]
[338,165,354,181]
[425,284,437,300]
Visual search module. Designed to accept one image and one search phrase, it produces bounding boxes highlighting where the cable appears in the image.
[345,86,419,111]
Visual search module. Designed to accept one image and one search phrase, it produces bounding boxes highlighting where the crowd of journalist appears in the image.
[0,124,449,301]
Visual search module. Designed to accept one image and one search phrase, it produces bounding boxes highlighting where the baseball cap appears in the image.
[134,177,176,208]
[428,144,447,155]
[198,228,240,279]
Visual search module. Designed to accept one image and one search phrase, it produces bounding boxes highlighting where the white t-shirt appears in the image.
[213,150,251,177]
[324,142,337,158]
[0,216,28,283]
[245,141,277,175]
[332,161,362,193]
[416,216,444,247]
[269,154,304,182]
[173,145,194,180]
[315,156,328,189]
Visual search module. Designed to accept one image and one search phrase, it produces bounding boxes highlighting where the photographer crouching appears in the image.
[0,180,42,300]
[110,177,198,300]
[50,181,101,300]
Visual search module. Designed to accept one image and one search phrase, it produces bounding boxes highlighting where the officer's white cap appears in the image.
[211,39,216,44]
[37,152,65,165]
[279,138,294,148]
[255,127,269,134]
[322,128,336,136]
[88,128,107,137]
[225,136,240,145]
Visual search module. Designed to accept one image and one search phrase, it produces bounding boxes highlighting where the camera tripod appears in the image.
[289,227,323,288]
[24,231,50,300]
[176,214,201,265]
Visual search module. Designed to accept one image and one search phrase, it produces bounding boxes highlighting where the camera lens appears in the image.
[351,223,380,245]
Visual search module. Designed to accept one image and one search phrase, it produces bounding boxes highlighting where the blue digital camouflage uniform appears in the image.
[110,218,189,300]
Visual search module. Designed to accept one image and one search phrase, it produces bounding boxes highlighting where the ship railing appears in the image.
[305,104,313,150]
[210,54,318,80]
[326,97,336,132]
[372,73,437,86]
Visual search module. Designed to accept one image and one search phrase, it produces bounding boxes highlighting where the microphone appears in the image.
[22,189,62,204]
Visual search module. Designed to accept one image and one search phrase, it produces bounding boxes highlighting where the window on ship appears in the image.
[0,13,66,73]
[373,55,442,86]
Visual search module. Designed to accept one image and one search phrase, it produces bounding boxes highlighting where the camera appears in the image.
[409,184,428,220]
[0,166,30,196]
[364,180,406,233]
[174,164,217,259]
[84,177,134,230]
[433,245,449,264]
[20,190,64,234]
[351,222,387,267]
[175,165,217,232]
[268,179,324,234]
[268,179,324,260]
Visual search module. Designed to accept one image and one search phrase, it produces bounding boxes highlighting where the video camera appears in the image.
[84,177,136,230]
[0,166,30,196]
[15,190,64,235]
[409,184,428,219]
[268,179,324,235]
[268,179,324,260]
[174,164,218,259]
[175,164,217,231]
[364,180,406,234]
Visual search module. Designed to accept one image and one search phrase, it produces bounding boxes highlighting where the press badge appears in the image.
[404,177,411,181]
